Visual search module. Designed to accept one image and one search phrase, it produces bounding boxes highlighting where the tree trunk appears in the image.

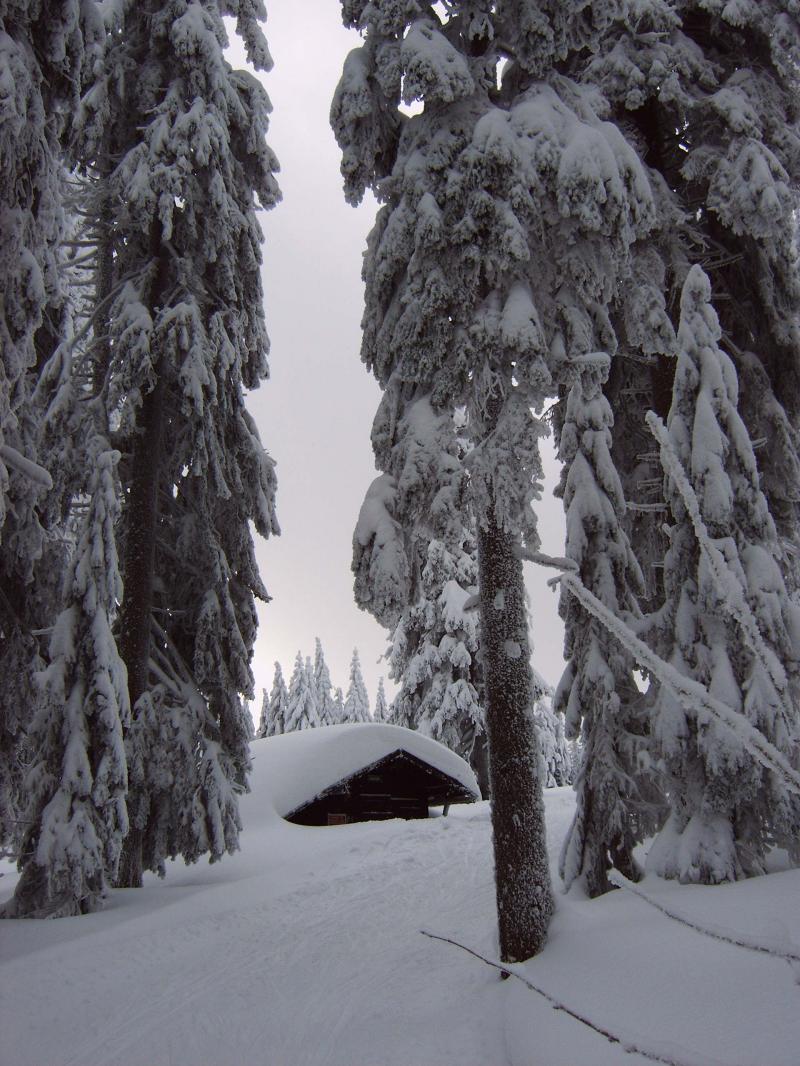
[470,728,491,799]
[115,220,169,888]
[476,504,554,962]
[115,369,164,888]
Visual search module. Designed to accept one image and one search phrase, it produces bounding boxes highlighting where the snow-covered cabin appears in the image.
[255,723,480,826]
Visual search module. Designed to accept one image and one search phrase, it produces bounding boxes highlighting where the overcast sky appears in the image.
[231,1,566,715]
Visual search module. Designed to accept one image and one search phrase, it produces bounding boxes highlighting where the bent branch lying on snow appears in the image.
[420,930,740,1066]
[608,872,800,969]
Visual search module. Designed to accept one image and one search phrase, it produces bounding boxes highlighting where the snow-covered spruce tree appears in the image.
[530,669,570,789]
[332,686,345,724]
[255,687,269,739]
[334,0,658,960]
[343,648,370,723]
[373,676,389,722]
[354,396,484,765]
[74,0,280,886]
[267,661,288,736]
[284,653,320,732]
[241,699,254,740]
[648,265,800,884]
[3,444,130,917]
[588,1,800,592]
[389,536,484,754]
[313,638,335,726]
[554,352,658,897]
[0,0,94,854]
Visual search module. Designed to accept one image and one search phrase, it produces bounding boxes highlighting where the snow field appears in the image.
[2,755,799,1066]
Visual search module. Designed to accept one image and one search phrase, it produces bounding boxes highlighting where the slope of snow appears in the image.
[253,723,480,817]
[1,755,798,1066]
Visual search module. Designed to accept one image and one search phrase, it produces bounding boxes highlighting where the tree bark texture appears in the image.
[477,505,554,962]
[115,220,169,888]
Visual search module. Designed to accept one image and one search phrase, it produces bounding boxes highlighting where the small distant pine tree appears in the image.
[304,657,320,723]
[313,638,335,725]
[343,649,370,723]
[648,266,800,884]
[267,662,288,737]
[284,653,320,732]
[331,687,345,725]
[241,703,255,742]
[530,671,569,789]
[373,677,389,722]
[255,688,270,739]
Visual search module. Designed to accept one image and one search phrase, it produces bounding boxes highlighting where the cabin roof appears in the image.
[252,723,480,819]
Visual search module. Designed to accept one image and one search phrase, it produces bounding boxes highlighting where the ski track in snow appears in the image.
[2,781,799,1066]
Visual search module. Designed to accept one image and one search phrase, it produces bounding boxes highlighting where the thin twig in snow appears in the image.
[608,872,800,968]
[420,929,739,1066]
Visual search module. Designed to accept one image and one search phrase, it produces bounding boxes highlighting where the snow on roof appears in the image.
[251,723,480,819]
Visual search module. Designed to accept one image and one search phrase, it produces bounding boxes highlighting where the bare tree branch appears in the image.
[608,872,800,969]
[420,929,738,1066]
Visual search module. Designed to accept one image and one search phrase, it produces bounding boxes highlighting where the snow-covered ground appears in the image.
[2,737,798,1066]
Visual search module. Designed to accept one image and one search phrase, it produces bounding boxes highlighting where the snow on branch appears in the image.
[0,445,52,490]
[555,570,800,798]
[608,872,800,972]
[520,549,578,572]
[645,411,794,722]
[420,930,735,1066]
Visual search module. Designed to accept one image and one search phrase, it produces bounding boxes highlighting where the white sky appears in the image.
[230,1,566,714]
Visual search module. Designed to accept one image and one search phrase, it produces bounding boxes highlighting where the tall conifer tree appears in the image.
[0,0,94,856]
[4,447,130,916]
[589,1,800,593]
[554,353,655,896]
[648,266,800,883]
[333,0,658,959]
[72,0,280,886]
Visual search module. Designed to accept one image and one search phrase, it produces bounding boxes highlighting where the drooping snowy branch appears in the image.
[555,570,800,800]
[646,409,795,725]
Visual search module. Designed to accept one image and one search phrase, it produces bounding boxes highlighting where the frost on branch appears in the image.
[400,20,474,105]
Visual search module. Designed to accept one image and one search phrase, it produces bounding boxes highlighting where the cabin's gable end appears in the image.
[284,748,477,826]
